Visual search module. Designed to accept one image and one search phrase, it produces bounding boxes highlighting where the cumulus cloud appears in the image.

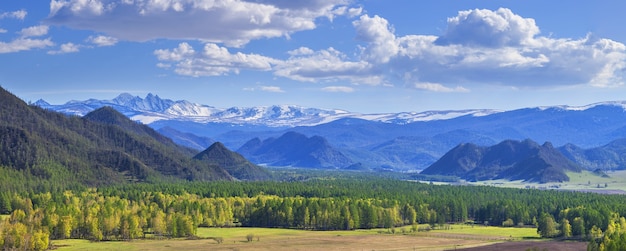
[353,14,398,63]
[155,42,277,76]
[19,25,49,37]
[0,38,54,53]
[0,17,53,53]
[48,42,81,54]
[321,86,354,93]
[435,8,539,47]
[87,35,118,46]
[274,47,382,84]
[0,10,27,20]
[47,0,351,46]
[356,8,626,88]
[155,43,383,84]
[153,8,626,90]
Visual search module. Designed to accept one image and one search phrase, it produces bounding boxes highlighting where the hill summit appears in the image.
[237,131,355,169]
[421,139,582,183]
[194,142,271,181]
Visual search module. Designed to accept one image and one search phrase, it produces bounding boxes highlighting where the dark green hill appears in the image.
[559,139,626,170]
[0,86,235,190]
[237,131,355,169]
[422,139,581,183]
[194,142,271,181]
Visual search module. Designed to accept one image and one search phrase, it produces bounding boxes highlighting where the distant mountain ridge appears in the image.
[34,93,626,171]
[35,93,501,127]
[421,139,582,183]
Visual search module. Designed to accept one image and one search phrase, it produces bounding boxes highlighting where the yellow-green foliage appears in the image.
[0,209,50,251]
[588,215,626,251]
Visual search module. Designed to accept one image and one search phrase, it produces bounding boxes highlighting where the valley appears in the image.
[461,170,626,194]
[3,86,626,250]
[37,93,626,174]
[4,2,626,251]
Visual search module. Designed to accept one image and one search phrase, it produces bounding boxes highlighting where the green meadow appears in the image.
[465,170,626,194]
[52,225,540,251]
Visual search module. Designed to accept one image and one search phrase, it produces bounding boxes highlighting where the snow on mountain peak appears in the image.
[537,101,626,112]
[42,93,626,128]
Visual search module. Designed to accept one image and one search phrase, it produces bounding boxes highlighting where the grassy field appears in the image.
[428,225,539,238]
[52,225,541,251]
[464,170,626,194]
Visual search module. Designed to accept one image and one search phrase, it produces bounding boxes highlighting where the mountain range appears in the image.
[0,87,267,189]
[422,139,582,183]
[35,93,626,172]
[34,93,500,127]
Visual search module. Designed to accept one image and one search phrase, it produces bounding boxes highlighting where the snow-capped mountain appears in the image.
[35,93,502,127]
[33,93,626,171]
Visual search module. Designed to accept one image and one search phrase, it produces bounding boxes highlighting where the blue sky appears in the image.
[1,1,626,113]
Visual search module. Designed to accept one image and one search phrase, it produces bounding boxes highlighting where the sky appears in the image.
[1,0,626,113]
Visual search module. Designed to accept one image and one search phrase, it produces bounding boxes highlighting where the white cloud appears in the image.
[357,8,626,88]
[48,43,81,55]
[0,29,6,34]
[87,35,118,46]
[347,7,363,18]
[413,83,469,93]
[274,47,382,84]
[153,8,626,90]
[353,14,398,63]
[288,47,315,56]
[0,38,54,54]
[19,25,49,37]
[260,86,285,93]
[47,0,352,46]
[155,42,277,76]
[155,43,383,85]
[435,8,539,48]
[321,86,354,93]
[0,10,27,20]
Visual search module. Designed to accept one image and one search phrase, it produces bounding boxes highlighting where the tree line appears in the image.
[3,178,626,250]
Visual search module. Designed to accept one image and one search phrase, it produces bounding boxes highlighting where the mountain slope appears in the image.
[157,126,215,151]
[237,131,356,169]
[193,142,270,181]
[422,139,582,183]
[559,139,626,170]
[0,87,236,187]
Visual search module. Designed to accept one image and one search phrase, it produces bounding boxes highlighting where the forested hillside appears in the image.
[0,87,273,191]
[193,142,271,181]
